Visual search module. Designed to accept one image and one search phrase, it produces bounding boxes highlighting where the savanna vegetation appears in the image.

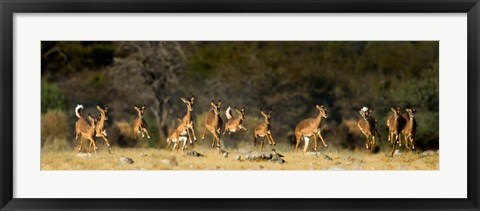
[41,41,439,170]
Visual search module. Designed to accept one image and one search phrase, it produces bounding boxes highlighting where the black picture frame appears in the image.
[1,0,479,210]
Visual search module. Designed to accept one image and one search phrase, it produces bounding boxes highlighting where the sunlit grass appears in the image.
[41,141,439,170]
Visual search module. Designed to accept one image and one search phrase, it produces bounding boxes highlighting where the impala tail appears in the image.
[75,104,84,118]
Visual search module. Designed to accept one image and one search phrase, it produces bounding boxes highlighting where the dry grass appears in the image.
[41,141,439,170]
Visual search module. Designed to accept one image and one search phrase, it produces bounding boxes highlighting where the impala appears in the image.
[357,106,381,150]
[402,108,417,150]
[224,106,247,135]
[294,105,328,153]
[202,100,223,148]
[179,96,197,143]
[166,96,196,152]
[386,107,407,156]
[133,105,151,140]
[253,110,276,148]
[95,105,112,154]
[74,105,98,155]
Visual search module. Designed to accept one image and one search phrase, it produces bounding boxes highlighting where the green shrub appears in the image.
[41,80,67,113]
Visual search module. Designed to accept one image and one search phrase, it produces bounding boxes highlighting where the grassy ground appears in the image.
[41,141,439,170]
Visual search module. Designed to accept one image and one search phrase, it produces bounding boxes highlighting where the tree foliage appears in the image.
[41,41,439,150]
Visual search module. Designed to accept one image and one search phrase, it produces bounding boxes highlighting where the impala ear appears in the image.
[241,107,245,112]
[260,110,266,117]
[181,97,188,103]
[142,105,146,110]
[218,100,222,106]
[268,110,272,115]
[191,95,195,101]
[391,107,396,112]
[210,100,215,107]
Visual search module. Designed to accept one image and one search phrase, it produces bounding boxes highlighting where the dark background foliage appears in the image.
[41,41,439,150]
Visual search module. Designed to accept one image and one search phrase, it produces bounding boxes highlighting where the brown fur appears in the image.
[202,100,223,148]
[224,107,247,135]
[357,108,380,150]
[75,106,98,155]
[253,110,275,148]
[133,105,151,140]
[294,105,328,153]
[387,107,407,156]
[166,96,196,152]
[402,108,417,150]
[95,105,112,153]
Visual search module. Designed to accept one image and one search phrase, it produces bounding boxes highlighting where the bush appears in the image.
[41,109,70,151]
[41,80,67,113]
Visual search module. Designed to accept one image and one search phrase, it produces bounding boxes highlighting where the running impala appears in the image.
[253,110,276,148]
[202,100,223,148]
[294,105,328,153]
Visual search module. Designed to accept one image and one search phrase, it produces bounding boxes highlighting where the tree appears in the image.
[107,41,187,141]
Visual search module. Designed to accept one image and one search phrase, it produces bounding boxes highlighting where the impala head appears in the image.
[316,105,328,118]
[406,108,416,118]
[134,105,146,116]
[210,100,222,115]
[260,110,272,124]
[390,107,401,118]
[235,107,246,120]
[96,105,109,120]
[87,114,96,128]
[181,95,195,111]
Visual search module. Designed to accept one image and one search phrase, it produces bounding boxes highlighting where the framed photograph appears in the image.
[1,0,479,210]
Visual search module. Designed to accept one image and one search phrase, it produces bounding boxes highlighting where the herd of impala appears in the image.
[74,96,417,157]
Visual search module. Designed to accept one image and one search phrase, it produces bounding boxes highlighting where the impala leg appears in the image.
[261,137,265,149]
[239,125,247,131]
[317,130,327,147]
[202,127,207,141]
[76,133,83,152]
[133,127,138,139]
[372,135,376,147]
[388,131,392,144]
[253,132,257,146]
[390,139,396,156]
[295,134,301,153]
[268,133,276,146]
[166,139,171,149]
[100,135,113,154]
[186,129,193,145]
[410,136,415,150]
[313,134,318,151]
[404,134,410,149]
[89,138,97,156]
[397,134,401,146]
[303,137,309,154]
[189,125,197,142]
[211,132,216,148]
[365,134,369,149]
[88,139,92,153]
[142,128,151,139]
[213,132,220,148]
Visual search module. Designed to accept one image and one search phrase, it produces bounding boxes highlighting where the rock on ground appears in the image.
[119,156,135,164]
[185,150,204,157]
[245,151,286,164]
[76,153,92,158]
[161,157,178,166]
[393,149,402,156]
